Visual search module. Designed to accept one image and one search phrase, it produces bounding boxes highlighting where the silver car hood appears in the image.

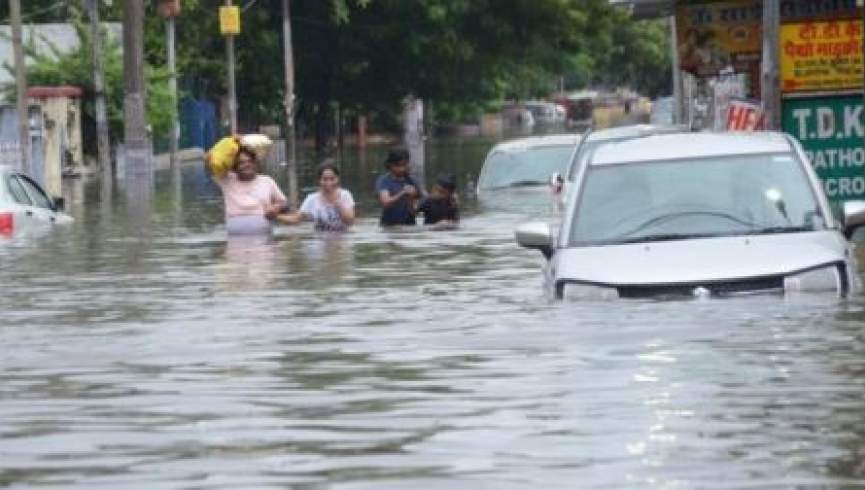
[554,231,847,285]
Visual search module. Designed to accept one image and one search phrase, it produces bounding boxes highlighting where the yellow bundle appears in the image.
[206,136,240,178]
[240,134,274,161]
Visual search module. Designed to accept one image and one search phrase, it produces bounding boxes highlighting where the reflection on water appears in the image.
[2,138,865,488]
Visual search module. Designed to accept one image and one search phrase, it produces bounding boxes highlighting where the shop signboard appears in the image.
[781,95,865,200]
[676,0,762,76]
[780,20,863,93]
[726,99,765,130]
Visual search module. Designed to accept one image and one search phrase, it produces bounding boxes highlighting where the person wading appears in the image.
[205,147,287,235]
[276,161,356,232]
[376,148,421,226]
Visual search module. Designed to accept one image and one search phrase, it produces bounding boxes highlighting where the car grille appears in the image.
[615,276,785,299]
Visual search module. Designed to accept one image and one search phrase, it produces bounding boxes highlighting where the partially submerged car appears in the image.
[0,165,72,237]
[476,133,579,214]
[516,132,863,299]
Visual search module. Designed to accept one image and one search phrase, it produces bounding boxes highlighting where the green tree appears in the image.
[3,13,175,144]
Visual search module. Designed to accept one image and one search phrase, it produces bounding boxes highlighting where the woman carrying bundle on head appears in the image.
[205,136,287,236]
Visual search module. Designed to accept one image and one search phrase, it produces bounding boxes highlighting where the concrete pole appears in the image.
[10,0,30,174]
[761,0,781,129]
[122,0,152,194]
[282,0,299,208]
[225,0,238,134]
[404,96,425,189]
[669,15,684,125]
[167,15,179,169]
[87,0,111,180]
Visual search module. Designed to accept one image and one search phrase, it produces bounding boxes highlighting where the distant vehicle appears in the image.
[0,165,73,237]
[517,131,863,300]
[476,133,579,214]
[650,96,674,125]
[523,101,567,125]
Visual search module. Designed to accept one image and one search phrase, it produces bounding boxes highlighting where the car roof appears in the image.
[591,131,793,166]
[489,133,581,153]
[584,124,686,143]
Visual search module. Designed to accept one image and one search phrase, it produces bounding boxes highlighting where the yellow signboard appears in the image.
[780,20,863,93]
[676,0,762,76]
[219,6,240,36]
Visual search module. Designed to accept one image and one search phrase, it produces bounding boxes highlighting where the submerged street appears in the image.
[2,140,865,488]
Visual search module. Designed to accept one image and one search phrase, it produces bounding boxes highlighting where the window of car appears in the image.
[569,153,822,246]
[6,174,32,206]
[479,144,574,190]
[15,175,54,210]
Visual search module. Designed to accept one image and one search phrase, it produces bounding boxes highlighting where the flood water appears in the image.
[2,137,865,488]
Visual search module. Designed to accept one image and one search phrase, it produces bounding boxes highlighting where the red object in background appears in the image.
[158,0,181,18]
[0,212,13,236]
[726,100,765,131]
[26,86,83,99]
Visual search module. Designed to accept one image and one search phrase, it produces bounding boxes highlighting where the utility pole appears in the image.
[225,0,238,134]
[159,0,180,169]
[122,0,151,190]
[87,0,111,179]
[669,15,684,125]
[282,0,299,208]
[10,0,30,174]
[761,0,781,129]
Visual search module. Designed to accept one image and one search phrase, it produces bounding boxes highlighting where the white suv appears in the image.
[0,165,73,237]
[517,131,864,299]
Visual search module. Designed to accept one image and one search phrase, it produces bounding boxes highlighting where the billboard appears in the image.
[676,0,762,76]
[782,95,865,200]
[780,20,863,93]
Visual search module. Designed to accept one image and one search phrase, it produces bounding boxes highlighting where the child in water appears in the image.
[417,173,459,226]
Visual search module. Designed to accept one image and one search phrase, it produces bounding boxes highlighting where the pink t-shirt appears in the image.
[215,173,287,218]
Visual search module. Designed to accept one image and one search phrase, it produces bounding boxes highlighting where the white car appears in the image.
[477,133,580,214]
[516,131,864,299]
[0,165,73,237]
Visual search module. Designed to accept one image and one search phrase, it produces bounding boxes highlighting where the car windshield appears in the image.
[569,153,823,246]
[479,145,573,190]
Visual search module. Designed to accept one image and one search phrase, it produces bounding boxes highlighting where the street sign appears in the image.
[780,20,863,93]
[781,95,865,200]
[725,99,765,130]
[219,6,240,35]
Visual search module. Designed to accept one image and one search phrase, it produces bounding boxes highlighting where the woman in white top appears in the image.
[277,161,355,231]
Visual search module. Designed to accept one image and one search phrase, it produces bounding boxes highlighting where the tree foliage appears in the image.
[8,0,672,138]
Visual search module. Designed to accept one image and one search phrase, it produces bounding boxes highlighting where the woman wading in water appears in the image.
[277,161,356,232]
[206,147,287,235]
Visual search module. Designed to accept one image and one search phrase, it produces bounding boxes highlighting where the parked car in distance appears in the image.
[517,131,863,300]
[0,165,73,237]
[477,133,580,214]
[523,101,567,125]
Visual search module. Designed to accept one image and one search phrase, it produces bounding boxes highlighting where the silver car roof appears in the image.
[591,131,793,166]
[488,133,581,153]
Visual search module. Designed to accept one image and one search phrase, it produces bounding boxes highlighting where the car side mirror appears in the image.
[843,200,865,239]
[515,222,553,259]
[53,197,65,211]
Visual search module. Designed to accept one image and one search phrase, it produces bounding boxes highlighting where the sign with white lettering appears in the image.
[725,99,765,130]
[781,95,865,200]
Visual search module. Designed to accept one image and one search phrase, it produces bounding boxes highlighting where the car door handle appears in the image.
[25,210,33,217]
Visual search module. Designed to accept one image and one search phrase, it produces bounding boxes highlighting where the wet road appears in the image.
[2,141,865,488]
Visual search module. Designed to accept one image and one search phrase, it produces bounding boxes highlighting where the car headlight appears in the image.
[561,283,619,301]
[783,266,842,294]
